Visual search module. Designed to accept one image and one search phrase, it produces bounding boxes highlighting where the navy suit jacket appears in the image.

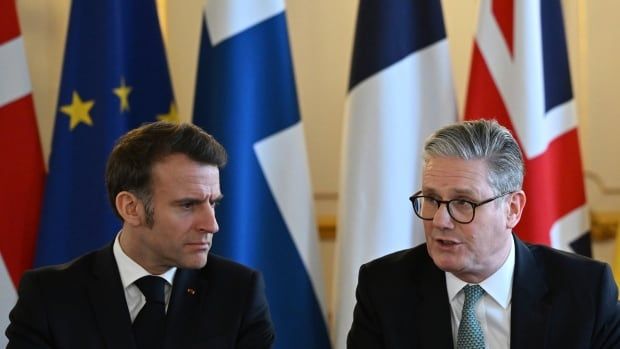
[348,235,620,348]
[6,245,275,349]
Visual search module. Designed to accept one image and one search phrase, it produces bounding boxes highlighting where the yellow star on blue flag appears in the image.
[60,91,94,130]
[113,77,132,112]
[35,0,176,267]
[157,102,178,123]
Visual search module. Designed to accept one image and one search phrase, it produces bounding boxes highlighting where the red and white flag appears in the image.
[0,0,45,344]
[464,0,590,255]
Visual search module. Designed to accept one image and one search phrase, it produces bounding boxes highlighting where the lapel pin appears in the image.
[187,288,196,295]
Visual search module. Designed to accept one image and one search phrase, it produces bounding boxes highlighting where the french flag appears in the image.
[464,0,590,255]
[192,1,330,348]
[333,0,457,347]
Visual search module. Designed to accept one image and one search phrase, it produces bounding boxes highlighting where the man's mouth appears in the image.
[436,238,460,247]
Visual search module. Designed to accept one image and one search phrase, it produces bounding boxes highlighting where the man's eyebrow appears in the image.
[420,186,437,194]
[452,188,477,196]
[420,188,477,197]
[172,198,205,205]
[421,186,442,193]
[171,194,223,205]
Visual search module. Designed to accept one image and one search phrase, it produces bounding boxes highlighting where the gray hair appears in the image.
[423,119,524,194]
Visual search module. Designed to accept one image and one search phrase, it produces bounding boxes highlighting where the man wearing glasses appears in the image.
[347,119,620,348]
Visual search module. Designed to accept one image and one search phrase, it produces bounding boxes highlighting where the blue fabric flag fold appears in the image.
[193,2,330,348]
[35,0,175,266]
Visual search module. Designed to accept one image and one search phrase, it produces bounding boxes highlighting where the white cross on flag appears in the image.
[464,0,590,255]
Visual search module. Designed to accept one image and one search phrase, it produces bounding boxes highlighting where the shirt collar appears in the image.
[446,235,515,309]
[113,231,177,289]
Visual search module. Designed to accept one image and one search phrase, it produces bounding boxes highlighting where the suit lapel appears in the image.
[87,245,136,349]
[510,236,551,349]
[163,268,210,348]
[413,250,454,348]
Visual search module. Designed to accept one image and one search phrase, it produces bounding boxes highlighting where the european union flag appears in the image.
[35,0,176,266]
[192,2,330,348]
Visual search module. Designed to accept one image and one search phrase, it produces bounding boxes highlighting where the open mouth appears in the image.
[436,238,460,247]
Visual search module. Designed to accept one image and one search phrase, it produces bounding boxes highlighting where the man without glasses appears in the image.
[7,121,275,349]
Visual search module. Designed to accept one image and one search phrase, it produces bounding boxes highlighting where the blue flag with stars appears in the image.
[192,1,330,348]
[35,0,176,266]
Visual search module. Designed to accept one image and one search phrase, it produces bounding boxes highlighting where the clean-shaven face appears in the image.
[421,156,513,283]
[137,153,222,273]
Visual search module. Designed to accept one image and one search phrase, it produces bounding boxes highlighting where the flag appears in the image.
[464,0,590,255]
[332,0,457,347]
[0,0,45,345]
[34,0,176,266]
[192,1,330,348]
[615,231,620,289]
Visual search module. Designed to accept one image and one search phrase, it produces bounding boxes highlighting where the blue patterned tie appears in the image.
[456,284,485,349]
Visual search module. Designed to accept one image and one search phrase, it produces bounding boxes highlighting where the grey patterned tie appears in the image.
[456,284,485,349]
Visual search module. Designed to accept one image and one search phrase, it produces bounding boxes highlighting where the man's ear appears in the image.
[115,191,144,226]
[506,190,526,229]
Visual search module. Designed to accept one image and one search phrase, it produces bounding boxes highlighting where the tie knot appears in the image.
[463,284,484,305]
[135,276,166,304]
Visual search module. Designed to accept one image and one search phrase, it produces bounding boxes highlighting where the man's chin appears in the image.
[430,253,463,274]
[179,254,209,270]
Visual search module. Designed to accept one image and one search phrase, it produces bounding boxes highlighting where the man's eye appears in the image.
[181,202,194,209]
[425,197,440,205]
[452,199,471,207]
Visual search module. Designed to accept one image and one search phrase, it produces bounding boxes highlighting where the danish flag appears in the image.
[464,0,590,255]
[0,0,45,344]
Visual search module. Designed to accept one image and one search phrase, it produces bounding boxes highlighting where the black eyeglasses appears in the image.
[409,191,513,224]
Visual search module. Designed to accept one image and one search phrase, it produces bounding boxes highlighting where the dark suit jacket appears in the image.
[6,245,275,349]
[347,235,620,348]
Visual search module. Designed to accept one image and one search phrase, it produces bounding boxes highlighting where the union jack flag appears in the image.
[464,0,590,255]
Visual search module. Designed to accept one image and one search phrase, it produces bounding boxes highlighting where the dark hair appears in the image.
[105,121,227,225]
[423,119,524,194]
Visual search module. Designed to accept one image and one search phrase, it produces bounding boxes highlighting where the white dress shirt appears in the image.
[113,232,177,322]
[446,237,515,349]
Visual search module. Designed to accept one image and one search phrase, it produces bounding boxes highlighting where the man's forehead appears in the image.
[150,156,220,188]
[421,157,492,194]
[422,156,488,173]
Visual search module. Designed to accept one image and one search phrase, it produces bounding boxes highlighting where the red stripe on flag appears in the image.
[464,43,586,246]
[520,129,586,244]
[492,0,514,56]
[464,44,514,130]
[0,0,21,45]
[0,94,45,287]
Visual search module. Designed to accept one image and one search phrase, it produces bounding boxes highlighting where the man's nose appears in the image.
[432,203,454,229]
[198,204,219,233]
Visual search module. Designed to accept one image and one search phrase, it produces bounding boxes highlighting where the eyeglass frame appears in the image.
[409,191,514,224]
